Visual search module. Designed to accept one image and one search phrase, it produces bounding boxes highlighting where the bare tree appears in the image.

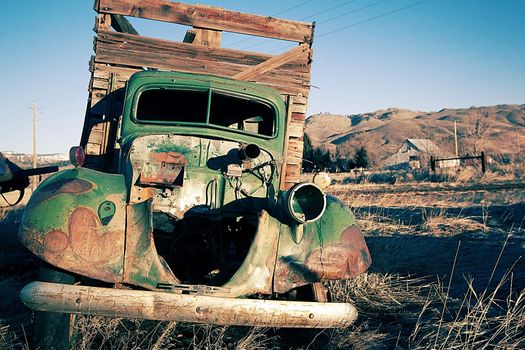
[462,110,496,154]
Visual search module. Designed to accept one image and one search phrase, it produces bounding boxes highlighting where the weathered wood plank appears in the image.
[291,112,306,121]
[193,28,222,47]
[287,139,304,154]
[110,14,139,34]
[290,102,308,114]
[96,0,313,43]
[95,31,310,73]
[288,121,304,139]
[285,163,301,180]
[94,46,311,96]
[233,44,310,81]
[279,95,293,190]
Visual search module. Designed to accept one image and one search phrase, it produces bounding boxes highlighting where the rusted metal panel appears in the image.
[221,211,280,296]
[273,195,372,293]
[305,225,371,280]
[19,168,127,282]
[139,151,186,187]
[122,200,180,289]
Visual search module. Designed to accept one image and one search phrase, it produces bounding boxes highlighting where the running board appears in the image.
[21,281,357,328]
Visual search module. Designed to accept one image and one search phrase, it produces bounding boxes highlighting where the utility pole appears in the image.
[454,120,459,157]
[32,102,37,191]
[518,128,521,163]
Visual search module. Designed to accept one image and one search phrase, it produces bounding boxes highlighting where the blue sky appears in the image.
[1,0,524,153]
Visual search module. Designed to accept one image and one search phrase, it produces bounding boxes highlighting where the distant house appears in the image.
[383,139,457,170]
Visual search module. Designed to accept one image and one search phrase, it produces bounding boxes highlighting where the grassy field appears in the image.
[1,180,524,349]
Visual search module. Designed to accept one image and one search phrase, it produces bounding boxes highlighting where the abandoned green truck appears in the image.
[18,0,371,347]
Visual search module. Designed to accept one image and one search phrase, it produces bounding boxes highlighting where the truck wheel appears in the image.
[31,262,78,350]
[278,283,332,347]
[294,282,331,302]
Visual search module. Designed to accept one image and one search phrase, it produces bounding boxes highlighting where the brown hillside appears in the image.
[305,104,525,164]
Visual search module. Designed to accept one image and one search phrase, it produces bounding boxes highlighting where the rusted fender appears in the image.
[18,168,127,282]
[274,194,372,293]
[21,281,358,328]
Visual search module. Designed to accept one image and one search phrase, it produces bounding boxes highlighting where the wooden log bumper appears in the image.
[21,281,357,328]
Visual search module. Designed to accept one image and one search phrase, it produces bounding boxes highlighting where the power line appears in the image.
[318,0,431,38]
[299,0,360,21]
[272,0,315,16]
[269,0,430,53]
[224,0,315,48]
[317,0,389,25]
[238,0,390,51]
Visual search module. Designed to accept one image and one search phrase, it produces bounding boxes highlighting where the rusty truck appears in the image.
[18,1,371,348]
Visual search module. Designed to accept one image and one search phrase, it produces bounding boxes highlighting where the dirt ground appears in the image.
[1,182,524,349]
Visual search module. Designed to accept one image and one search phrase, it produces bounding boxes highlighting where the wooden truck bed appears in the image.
[82,0,314,190]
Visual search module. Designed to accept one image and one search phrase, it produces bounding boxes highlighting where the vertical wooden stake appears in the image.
[454,120,459,157]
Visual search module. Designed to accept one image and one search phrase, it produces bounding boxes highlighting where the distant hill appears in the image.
[1,152,69,168]
[305,104,525,164]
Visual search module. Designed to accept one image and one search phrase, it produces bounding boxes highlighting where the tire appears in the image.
[275,283,333,349]
[31,262,78,350]
[293,282,331,303]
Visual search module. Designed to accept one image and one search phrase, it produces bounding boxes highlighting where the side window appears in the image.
[209,92,275,136]
[136,89,208,123]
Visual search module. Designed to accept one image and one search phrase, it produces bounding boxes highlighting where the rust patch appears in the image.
[150,151,187,164]
[68,207,122,265]
[56,178,93,193]
[139,151,186,187]
[306,225,371,280]
[273,258,318,293]
[43,230,68,253]
[26,179,93,209]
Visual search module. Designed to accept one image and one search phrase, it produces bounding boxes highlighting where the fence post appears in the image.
[430,156,435,171]
[481,151,486,173]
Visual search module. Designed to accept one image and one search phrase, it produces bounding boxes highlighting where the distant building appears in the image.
[383,139,457,170]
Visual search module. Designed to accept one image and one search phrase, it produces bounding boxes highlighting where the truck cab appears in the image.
[18,0,371,335]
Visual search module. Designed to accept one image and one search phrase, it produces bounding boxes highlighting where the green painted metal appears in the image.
[19,168,127,282]
[120,71,286,161]
[19,70,370,311]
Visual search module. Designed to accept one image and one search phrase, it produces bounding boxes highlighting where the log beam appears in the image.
[96,0,313,43]
[233,44,310,81]
[21,281,358,328]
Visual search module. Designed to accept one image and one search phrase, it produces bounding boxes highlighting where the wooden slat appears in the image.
[287,139,304,155]
[193,28,222,47]
[291,112,306,121]
[279,95,293,190]
[110,14,139,34]
[290,104,307,114]
[94,45,311,96]
[233,44,310,81]
[96,0,313,43]
[93,63,139,79]
[96,31,310,73]
[288,121,304,139]
[284,163,301,181]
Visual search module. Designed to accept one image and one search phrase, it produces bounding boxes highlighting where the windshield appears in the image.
[135,88,276,137]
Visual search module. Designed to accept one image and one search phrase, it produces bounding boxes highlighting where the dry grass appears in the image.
[324,270,525,349]
[1,181,523,349]
[71,317,278,350]
[0,322,24,350]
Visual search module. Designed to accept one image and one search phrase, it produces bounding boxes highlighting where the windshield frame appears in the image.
[130,84,279,139]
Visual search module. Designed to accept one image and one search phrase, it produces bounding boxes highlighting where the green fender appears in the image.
[19,168,127,282]
[273,194,371,293]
